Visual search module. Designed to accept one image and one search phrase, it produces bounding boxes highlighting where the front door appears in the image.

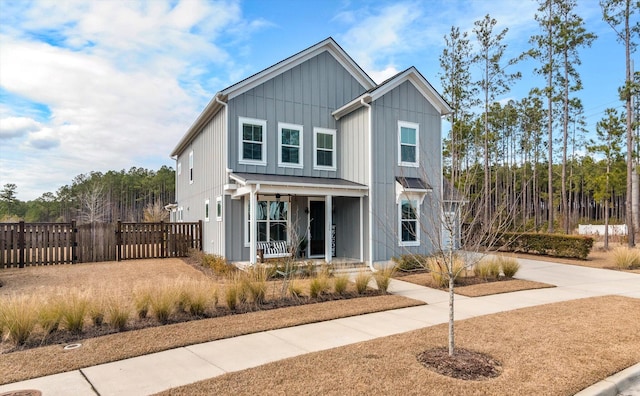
[309,199,325,257]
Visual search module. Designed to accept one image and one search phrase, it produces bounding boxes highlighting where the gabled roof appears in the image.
[171,37,375,157]
[332,66,452,120]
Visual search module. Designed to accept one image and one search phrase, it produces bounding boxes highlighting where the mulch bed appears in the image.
[417,347,503,381]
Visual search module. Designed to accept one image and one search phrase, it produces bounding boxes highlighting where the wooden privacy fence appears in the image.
[0,221,202,268]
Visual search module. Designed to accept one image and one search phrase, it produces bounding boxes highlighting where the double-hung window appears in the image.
[278,123,303,168]
[398,121,419,167]
[314,128,336,171]
[204,199,210,222]
[399,199,420,246]
[245,198,289,245]
[239,117,267,166]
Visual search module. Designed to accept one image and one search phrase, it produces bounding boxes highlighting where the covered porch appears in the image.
[225,173,368,265]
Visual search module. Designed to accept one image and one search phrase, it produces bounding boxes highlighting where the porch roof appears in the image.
[228,172,368,198]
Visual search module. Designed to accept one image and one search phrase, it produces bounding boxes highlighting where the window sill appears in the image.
[239,160,267,167]
[314,166,337,172]
[278,162,303,169]
[398,162,419,168]
[399,241,420,247]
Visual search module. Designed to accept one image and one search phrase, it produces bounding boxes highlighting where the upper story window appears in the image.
[177,161,181,176]
[398,121,419,167]
[313,128,336,171]
[239,117,267,166]
[399,198,420,246]
[189,151,194,183]
[204,199,210,222]
[278,122,303,168]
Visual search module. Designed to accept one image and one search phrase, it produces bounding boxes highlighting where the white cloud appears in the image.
[0,116,41,139]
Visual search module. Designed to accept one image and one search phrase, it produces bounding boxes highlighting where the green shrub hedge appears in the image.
[495,232,594,260]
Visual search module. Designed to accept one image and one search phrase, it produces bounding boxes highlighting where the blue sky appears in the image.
[0,0,635,200]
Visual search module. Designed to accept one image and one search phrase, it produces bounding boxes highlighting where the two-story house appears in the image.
[170,37,452,267]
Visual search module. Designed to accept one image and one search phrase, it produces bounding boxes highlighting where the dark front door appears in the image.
[309,200,325,257]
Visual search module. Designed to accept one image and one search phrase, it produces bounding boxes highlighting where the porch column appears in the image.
[325,195,332,263]
[249,187,257,264]
[359,196,364,262]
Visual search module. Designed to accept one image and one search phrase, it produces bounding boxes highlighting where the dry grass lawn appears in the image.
[159,295,640,396]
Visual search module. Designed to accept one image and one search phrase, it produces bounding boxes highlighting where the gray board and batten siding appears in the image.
[227,50,368,177]
[369,80,442,262]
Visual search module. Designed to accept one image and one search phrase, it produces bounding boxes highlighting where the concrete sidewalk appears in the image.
[1,257,639,396]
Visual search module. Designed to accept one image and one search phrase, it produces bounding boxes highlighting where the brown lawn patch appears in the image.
[158,296,640,396]
[396,271,554,297]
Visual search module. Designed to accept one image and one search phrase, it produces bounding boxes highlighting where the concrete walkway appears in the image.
[1,257,639,396]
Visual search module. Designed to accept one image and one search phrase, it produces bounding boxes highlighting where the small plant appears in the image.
[499,257,521,278]
[105,294,131,331]
[242,267,268,305]
[612,247,640,269]
[1,295,39,345]
[428,255,465,288]
[474,259,501,280]
[373,266,396,293]
[203,254,236,277]
[333,274,350,295]
[88,296,106,327]
[60,290,89,334]
[133,285,152,319]
[354,271,372,294]
[309,275,330,298]
[392,254,428,272]
[182,281,217,317]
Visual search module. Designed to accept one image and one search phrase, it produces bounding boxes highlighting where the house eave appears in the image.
[171,93,227,157]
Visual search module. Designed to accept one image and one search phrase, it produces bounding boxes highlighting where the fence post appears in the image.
[71,220,77,264]
[18,220,25,268]
[116,219,122,262]
[159,221,166,258]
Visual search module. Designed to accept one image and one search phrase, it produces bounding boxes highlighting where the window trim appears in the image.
[188,151,194,184]
[239,117,267,166]
[398,198,420,247]
[204,199,210,222]
[244,196,291,247]
[313,127,337,171]
[216,196,223,221]
[278,122,304,169]
[398,121,419,167]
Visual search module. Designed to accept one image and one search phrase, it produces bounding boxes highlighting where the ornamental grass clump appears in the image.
[225,284,239,310]
[88,294,106,327]
[373,266,396,293]
[0,295,39,346]
[38,296,63,336]
[60,290,89,334]
[354,271,372,295]
[149,283,178,324]
[474,259,501,281]
[133,285,152,319]
[105,294,131,331]
[309,274,331,298]
[287,278,304,299]
[333,274,350,295]
[242,267,268,305]
[499,256,521,278]
[428,255,465,288]
[181,280,217,317]
[612,247,640,269]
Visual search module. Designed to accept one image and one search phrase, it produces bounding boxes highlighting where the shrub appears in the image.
[373,266,396,293]
[495,232,594,260]
[354,271,372,294]
[0,295,39,345]
[499,257,521,278]
[612,247,640,269]
[202,254,236,277]
[309,275,330,298]
[333,274,350,295]
[392,254,428,272]
[60,290,89,334]
[105,294,130,331]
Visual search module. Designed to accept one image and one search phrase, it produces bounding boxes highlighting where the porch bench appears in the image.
[257,241,291,262]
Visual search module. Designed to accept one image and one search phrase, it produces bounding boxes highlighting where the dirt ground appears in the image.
[159,296,640,396]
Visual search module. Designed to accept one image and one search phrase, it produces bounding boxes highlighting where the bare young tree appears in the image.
[77,183,109,224]
[143,201,170,222]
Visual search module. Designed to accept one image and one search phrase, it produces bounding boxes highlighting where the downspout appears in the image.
[215,94,228,257]
[361,97,375,272]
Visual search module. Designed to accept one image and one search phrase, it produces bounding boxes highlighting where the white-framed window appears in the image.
[177,161,181,176]
[313,127,336,171]
[278,122,303,168]
[399,199,420,246]
[189,151,194,183]
[204,199,210,222]
[244,197,290,246]
[398,121,419,167]
[178,206,184,222]
[239,117,267,166]
[216,196,222,221]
